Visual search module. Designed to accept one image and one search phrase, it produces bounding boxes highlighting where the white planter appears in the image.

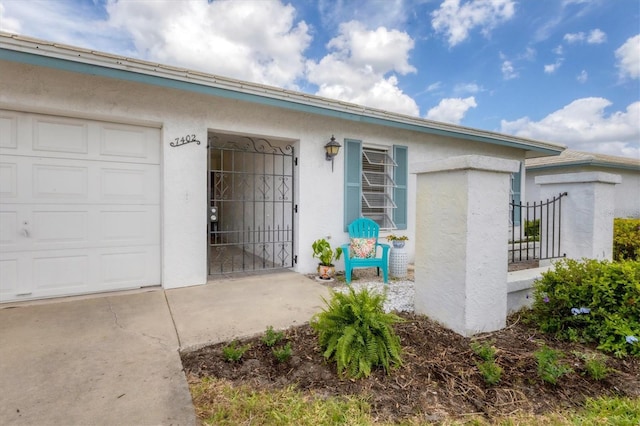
[390,247,408,278]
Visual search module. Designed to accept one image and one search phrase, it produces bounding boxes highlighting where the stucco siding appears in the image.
[526,167,639,219]
[1,60,528,289]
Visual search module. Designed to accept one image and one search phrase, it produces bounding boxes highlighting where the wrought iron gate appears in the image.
[208,135,295,275]
[509,192,568,264]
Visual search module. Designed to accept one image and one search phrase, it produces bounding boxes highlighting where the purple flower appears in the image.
[571,308,580,315]
[626,336,638,345]
[579,307,590,314]
[543,296,549,303]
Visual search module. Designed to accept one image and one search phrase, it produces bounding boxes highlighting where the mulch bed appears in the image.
[181,312,640,423]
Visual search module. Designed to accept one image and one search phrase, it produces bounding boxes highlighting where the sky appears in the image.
[1,0,638,159]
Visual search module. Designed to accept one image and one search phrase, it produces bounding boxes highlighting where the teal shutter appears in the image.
[393,145,408,230]
[511,163,522,225]
[344,139,362,231]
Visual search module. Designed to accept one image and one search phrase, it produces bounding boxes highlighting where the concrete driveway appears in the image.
[0,271,330,425]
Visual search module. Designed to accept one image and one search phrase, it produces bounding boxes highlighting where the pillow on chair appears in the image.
[349,238,376,258]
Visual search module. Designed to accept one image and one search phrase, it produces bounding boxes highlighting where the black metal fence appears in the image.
[509,192,568,264]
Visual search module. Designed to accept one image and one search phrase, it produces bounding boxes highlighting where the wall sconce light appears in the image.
[324,135,341,172]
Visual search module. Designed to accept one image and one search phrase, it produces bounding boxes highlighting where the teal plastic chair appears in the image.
[341,218,390,284]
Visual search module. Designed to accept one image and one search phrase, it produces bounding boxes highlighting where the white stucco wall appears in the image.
[526,166,640,219]
[1,60,530,290]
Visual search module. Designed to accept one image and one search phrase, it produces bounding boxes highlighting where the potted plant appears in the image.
[386,234,408,249]
[312,238,343,280]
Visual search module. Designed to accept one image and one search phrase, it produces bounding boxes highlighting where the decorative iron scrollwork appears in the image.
[209,135,293,155]
[170,134,201,147]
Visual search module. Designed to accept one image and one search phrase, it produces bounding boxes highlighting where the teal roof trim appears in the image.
[0,47,562,155]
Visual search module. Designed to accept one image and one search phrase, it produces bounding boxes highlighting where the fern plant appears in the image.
[310,287,403,379]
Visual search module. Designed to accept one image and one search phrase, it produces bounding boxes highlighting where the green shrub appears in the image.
[272,342,293,363]
[471,341,497,362]
[310,287,403,379]
[222,341,250,362]
[613,218,640,261]
[471,341,502,385]
[534,346,573,385]
[530,258,640,357]
[524,219,540,239]
[263,326,284,347]
[477,360,503,386]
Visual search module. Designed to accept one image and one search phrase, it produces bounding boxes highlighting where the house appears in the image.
[525,150,640,219]
[0,33,565,303]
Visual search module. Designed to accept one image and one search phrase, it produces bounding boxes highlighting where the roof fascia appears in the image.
[527,160,640,172]
[0,47,563,155]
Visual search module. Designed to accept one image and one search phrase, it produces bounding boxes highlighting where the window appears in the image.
[344,139,407,230]
[362,148,397,228]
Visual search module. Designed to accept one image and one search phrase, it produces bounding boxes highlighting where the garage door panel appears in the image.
[101,251,147,284]
[101,125,149,159]
[0,258,19,297]
[0,211,20,245]
[100,208,158,244]
[33,116,89,154]
[0,110,161,302]
[1,111,160,165]
[32,210,88,244]
[33,164,89,200]
[100,167,157,202]
[33,254,89,290]
[0,112,18,149]
[0,162,17,198]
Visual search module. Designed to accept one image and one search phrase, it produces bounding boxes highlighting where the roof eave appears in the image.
[0,33,565,156]
[527,160,640,172]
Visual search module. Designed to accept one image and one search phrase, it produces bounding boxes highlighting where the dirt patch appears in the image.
[182,311,639,423]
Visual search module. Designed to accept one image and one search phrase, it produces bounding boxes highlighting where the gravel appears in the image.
[334,279,415,313]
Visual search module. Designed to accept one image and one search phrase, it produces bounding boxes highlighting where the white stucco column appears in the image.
[411,155,520,336]
[536,172,621,261]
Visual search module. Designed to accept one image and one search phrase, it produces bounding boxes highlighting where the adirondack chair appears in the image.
[341,218,390,284]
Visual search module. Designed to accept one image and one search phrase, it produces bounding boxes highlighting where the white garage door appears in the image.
[0,110,161,303]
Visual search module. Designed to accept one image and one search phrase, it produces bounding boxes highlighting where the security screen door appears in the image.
[207,134,295,275]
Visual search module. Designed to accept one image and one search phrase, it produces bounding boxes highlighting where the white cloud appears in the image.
[427,82,442,92]
[544,59,563,74]
[564,32,585,43]
[0,3,21,33]
[0,0,126,51]
[105,0,311,89]
[587,28,606,44]
[454,82,483,94]
[326,21,416,75]
[426,96,477,124]
[564,28,607,44]
[553,45,564,55]
[306,21,419,116]
[502,60,517,80]
[501,98,640,158]
[615,34,640,80]
[431,0,515,47]
[577,70,588,83]
[317,0,408,31]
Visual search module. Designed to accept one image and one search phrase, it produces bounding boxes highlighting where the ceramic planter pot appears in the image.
[317,264,335,280]
[392,241,406,249]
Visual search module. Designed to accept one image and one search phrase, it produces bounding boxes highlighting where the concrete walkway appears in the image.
[0,271,330,425]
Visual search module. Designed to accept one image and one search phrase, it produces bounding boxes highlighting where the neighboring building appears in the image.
[525,150,640,218]
[0,33,564,303]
